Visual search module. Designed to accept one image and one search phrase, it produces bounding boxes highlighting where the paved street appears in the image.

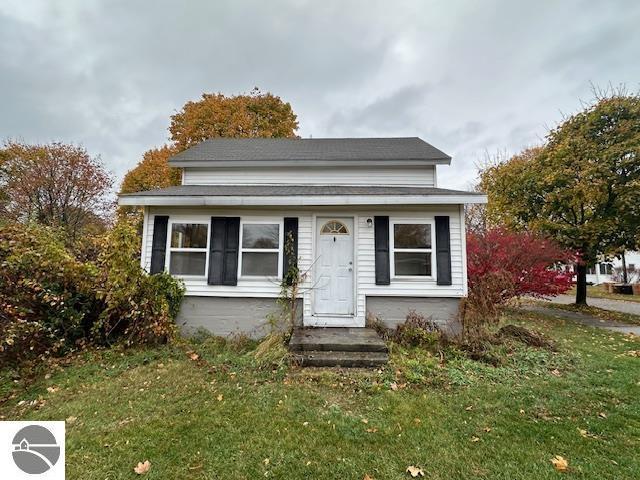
[546,294,640,316]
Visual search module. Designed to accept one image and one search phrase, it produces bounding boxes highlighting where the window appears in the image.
[629,264,636,271]
[599,263,613,275]
[587,266,595,275]
[391,223,432,277]
[169,223,208,276]
[321,220,349,235]
[240,223,281,276]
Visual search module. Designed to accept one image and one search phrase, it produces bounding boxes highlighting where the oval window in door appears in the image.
[320,220,349,235]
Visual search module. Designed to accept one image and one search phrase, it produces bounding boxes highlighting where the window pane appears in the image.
[169,252,206,275]
[242,252,278,276]
[242,224,279,249]
[171,224,208,248]
[394,224,431,249]
[394,252,431,276]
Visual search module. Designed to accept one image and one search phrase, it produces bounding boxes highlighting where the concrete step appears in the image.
[293,350,389,368]
[289,327,388,353]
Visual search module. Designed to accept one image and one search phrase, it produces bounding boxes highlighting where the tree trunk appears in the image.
[575,263,588,305]
[622,252,628,284]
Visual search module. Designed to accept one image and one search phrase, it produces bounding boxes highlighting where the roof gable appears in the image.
[168,137,451,167]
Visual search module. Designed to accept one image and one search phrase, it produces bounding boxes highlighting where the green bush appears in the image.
[0,220,185,366]
[0,223,100,364]
[95,220,184,346]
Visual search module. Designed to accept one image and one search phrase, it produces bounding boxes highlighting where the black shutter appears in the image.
[374,216,390,285]
[207,217,240,286]
[283,217,299,285]
[222,217,240,285]
[208,217,226,285]
[150,215,169,274]
[435,216,452,285]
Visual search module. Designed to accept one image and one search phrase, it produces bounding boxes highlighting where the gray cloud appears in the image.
[1,0,639,190]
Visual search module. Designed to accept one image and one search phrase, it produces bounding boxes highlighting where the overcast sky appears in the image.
[1,0,639,190]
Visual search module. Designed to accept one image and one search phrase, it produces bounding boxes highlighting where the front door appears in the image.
[314,217,354,319]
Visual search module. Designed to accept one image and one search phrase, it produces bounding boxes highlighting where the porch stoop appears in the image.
[289,327,388,367]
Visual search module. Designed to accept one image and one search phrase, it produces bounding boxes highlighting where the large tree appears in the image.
[0,141,113,241]
[120,145,181,194]
[119,89,298,196]
[481,93,640,305]
[169,88,298,150]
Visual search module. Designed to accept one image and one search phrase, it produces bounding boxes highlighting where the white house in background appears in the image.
[586,251,640,285]
[119,137,486,337]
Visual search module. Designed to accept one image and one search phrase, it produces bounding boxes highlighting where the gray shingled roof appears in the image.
[120,185,482,197]
[168,137,451,166]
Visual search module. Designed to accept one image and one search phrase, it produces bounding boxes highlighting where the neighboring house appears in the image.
[118,137,486,336]
[585,251,640,285]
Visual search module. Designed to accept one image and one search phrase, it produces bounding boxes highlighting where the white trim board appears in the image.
[120,194,487,207]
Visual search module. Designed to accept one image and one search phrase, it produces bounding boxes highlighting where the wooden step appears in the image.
[289,327,388,353]
[293,350,389,368]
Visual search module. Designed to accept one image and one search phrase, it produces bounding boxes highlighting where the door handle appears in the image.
[348,267,353,272]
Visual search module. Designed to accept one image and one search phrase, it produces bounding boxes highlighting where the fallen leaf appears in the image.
[363,475,374,480]
[406,465,425,477]
[216,394,223,402]
[578,427,597,439]
[263,458,270,465]
[551,455,568,472]
[390,382,398,391]
[471,436,480,442]
[551,369,561,376]
[46,386,59,393]
[66,416,77,424]
[414,418,421,424]
[361,418,369,424]
[188,352,199,361]
[519,409,525,414]
[598,412,607,419]
[302,421,309,426]
[366,427,378,433]
[483,426,491,432]
[134,460,151,475]
[465,405,473,411]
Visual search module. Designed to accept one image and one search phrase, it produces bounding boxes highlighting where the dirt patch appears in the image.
[497,324,556,350]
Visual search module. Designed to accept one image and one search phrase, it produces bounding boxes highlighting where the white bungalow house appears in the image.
[119,137,486,337]
[585,251,640,285]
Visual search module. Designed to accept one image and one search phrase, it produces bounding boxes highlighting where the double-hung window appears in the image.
[168,223,209,276]
[240,222,282,277]
[391,222,433,277]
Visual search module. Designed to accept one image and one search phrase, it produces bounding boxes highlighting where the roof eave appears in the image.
[118,193,486,207]
[167,157,452,168]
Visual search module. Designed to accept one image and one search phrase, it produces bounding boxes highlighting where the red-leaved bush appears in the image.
[463,228,574,334]
[467,228,575,299]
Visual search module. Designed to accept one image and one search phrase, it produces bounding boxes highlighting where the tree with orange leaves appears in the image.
[0,141,112,241]
[119,88,298,199]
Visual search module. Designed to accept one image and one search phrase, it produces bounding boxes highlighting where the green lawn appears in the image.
[2,310,639,479]
[568,285,640,304]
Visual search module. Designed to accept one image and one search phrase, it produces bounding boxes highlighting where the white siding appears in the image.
[144,205,466,326]
[182,166,436,187]
[144,207,313,298]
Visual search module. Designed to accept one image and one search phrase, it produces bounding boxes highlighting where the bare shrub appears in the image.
[461,270,515,338]
[365,312,391,341]
[368,310,442,348]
